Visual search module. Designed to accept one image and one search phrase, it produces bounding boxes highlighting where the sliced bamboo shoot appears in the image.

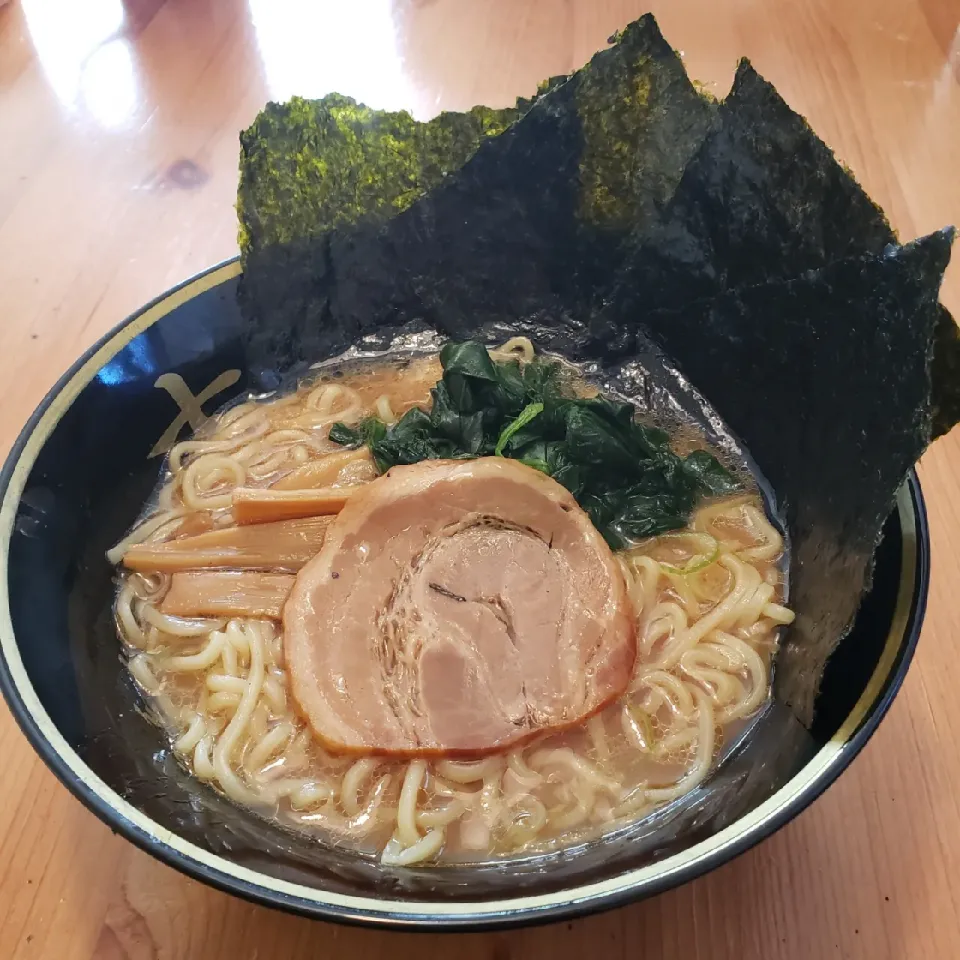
[174,511,216,538]
[272,447,376,490]
[161,571,295,620]
[122,516,331,572]
[232,487,354,525]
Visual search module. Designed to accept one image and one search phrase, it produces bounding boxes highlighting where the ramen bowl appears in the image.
[0,261,928,929]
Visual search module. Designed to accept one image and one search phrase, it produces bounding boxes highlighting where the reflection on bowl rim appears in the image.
[0,259,929,930]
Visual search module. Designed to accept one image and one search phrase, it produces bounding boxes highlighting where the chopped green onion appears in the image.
[656,532,720,575]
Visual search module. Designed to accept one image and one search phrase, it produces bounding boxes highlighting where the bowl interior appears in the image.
[0,263,926,926]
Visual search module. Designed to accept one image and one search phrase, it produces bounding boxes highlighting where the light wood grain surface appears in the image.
[1,0,959,957]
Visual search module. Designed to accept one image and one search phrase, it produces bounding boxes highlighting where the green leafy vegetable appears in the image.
[330,342,738,548]
[327,418,386,449]
[496,403,545,456]
[681,449,741,496]
[519,457,551,474]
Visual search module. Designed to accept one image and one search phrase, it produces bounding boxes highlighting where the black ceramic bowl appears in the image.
[0,261,928,929]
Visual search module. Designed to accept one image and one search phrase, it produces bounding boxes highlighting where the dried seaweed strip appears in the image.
[238,16,716,385]
[600,60,960,440]
[605,60,895,317]
[234,12,958,730]
[603,230,955,722]
[237,95,532,256]
[236,92,541,385]
[932,306,960,439]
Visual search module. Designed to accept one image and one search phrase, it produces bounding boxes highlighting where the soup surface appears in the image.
[112,339,793,865]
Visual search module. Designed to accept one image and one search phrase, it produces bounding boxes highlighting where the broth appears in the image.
[112,339,792,865]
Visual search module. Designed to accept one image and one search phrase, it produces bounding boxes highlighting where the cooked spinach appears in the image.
[327,417,387,449]
[330,342,738,548]
[495,403,545,456]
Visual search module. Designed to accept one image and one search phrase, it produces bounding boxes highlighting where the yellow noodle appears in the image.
[169,413,268,471]
[127,653,160,693]
[645,690,715,802]
[113,345,793,864]
[341,758,382,817]
[375,394,396,423]
[710,632,769,721]
[738,505,784,562]
[478,762,506,828]
[138,604,222,637]
[381,828,444,867]
[503,795,548,846]
[735,580,775,630]
[116,580,145,648]
[220,638,238,676]
[641,602,692,668]
[295,775,391,836]
[506,750,542,788]
[620,704,652,752]
[181,454,246,510]
[397,761,427,848]
[548,782,596,830]
[764,602,796,625]
[435,758,503,784]
[290,781,336,811]
[245,720,294,774]
[107,510,186,565]
[174,713,206,756]
[261,673,287,715]
[664,570,701,618]
[193,735,216,780]
[528,748,622,798]
[634,669,697,717]
[212,622,266,803]
[417,799,467,830]
[586,714,610,760]
[206,674,247,695]
[489,336,535,364]
[304,384,364,429]
[207,691,242,712]
[163,631,226,672]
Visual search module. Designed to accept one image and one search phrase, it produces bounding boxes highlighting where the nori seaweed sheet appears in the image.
[600,231,954,723]
[238,15,717,386]
[604,61,896,312]
[237,95,533,255]
[597,60,960,444]
[932,305,960,438]
[234,14,957,729]
[580,60,956,721]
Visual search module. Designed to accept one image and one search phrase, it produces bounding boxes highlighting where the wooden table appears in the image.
[1,0,959,956]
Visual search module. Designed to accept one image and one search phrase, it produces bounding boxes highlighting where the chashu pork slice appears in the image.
[284,457,636,756]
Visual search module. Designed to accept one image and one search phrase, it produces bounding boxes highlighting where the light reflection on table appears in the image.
[20,0,141,130]
[246,0,422,114]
